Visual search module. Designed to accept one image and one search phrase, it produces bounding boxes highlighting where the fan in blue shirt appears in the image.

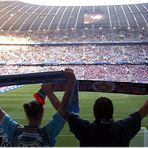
[0,69,76,146]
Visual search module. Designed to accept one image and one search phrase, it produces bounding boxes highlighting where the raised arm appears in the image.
[138,100,148,119]
[41,83,61,111]
[42,69,75,121]
[58,70,75,120]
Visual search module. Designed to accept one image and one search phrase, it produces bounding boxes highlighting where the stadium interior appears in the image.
[0,0,148,146]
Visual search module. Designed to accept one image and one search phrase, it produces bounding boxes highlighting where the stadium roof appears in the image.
[9,0,148,6]
[0,1,147,32]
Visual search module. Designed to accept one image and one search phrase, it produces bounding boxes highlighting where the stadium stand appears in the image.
[0,44,147,64]
[0,65,147,82]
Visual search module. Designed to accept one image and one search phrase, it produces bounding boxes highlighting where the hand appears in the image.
[41,83,53,94]
[64,68,74,73]
[64,68,75,80]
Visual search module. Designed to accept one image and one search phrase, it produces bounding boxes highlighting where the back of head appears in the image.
[93,97,114,120]
[23,100,44,120]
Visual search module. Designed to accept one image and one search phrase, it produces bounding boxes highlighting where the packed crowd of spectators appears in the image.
[0,65,147,83]
[0,45,147,64]
[0,29,147,83]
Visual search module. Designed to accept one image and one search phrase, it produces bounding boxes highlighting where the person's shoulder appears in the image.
[69,113,90,125]
[118,111,141,122]
[68,113,80,120]
[114,111,141,128]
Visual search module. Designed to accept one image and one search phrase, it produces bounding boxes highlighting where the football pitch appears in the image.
[0,84,148,146]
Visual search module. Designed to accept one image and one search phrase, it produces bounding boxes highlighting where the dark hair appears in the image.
[23,100,44,119]
[93,97,114,120]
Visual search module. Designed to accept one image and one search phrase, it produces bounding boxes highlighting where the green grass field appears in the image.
[0,84,148,146]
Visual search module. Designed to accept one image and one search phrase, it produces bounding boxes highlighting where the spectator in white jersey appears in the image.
[0,69,76,146]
